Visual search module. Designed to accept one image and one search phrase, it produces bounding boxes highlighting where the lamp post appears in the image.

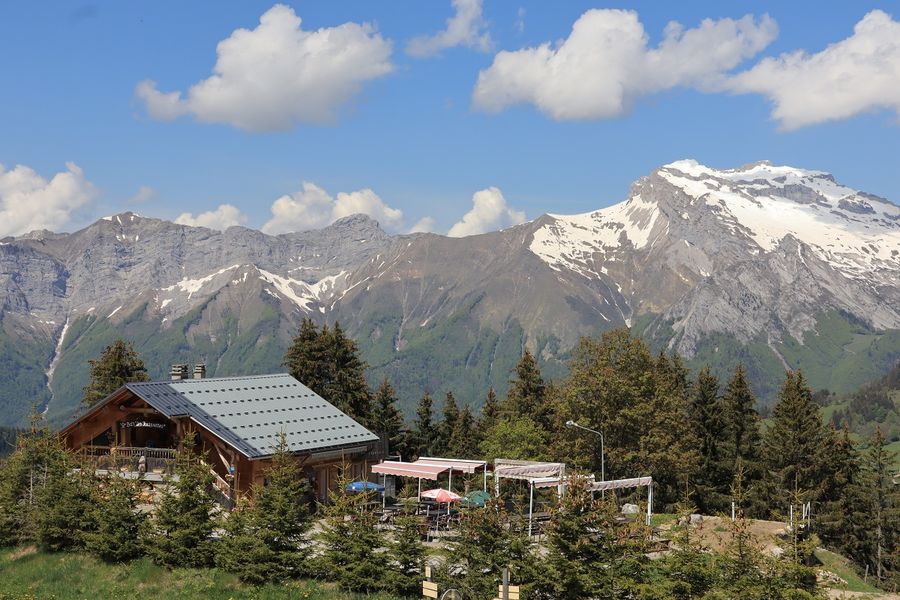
[566,420,605,488]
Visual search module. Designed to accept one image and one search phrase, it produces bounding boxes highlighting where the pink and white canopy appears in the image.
[420,488,461,503]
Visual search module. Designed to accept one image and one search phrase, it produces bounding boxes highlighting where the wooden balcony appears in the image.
[78,445,178,479]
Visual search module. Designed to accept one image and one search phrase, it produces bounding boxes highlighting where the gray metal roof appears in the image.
[125,373,378,459]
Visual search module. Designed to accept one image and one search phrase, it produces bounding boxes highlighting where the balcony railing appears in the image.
[79,445,178,476]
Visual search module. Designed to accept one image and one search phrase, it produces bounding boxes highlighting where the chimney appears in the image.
[193,364,206,379]
[170,364,189,380]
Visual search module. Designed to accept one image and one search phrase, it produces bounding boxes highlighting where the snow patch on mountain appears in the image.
[529,194,661,277]
[257,269,349,311]
[659,160,900,282]
[161,264,242,299]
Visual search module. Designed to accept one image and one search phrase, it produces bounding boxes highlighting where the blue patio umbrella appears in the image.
[346,481,385,493]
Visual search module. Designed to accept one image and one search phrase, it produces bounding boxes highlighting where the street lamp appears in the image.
[565,420,605,486]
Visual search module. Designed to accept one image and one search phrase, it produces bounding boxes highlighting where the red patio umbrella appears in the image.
[420,488,461,503]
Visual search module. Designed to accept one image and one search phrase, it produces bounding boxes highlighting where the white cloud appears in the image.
[0,162,97,237]
[263,182,404,234]
[408,216,436,233]
[472,9,776,120]
[135,4,393,132]
[127,185,157,205]
[726,10,900,130]
[515,7,526,34]
[407,0,492,57]
[447,187,526,237]
[175,204,247,230]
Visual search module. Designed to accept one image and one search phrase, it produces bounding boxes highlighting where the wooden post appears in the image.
[502,566,509,600]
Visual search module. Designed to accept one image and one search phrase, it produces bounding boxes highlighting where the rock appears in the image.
[621,504,640,515]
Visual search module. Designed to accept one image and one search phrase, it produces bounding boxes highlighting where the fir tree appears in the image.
[505,350,551,428]
[316,466,386,593]
[214,501,272,584]
[283,318,329,392]
[861,428,899,585]
[148,433,218,568]
[413,392,435,459]
[0,412,69,546]
[34,460,97,552]
[447,498,534,599]
[476,386,500,440]
[817,426,862,550]
[435,391,459,456]
[248,433,312,577]
[721,364,762,473]
[323,322,374,426]
[86,475,147,563]
[691,366,730,513]
[283,320,374,427]
[762,370,830,510]
[217,436,312,583]
[537,476,647,598]
[387,514,427,597]
[646,351,700,509]
[82,340,150,407]
[448,403,476,459]
[371,377,405,457]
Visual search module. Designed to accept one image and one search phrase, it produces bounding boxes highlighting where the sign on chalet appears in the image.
[60,365,382,503]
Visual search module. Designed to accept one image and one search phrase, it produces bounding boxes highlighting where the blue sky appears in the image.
[1,1,899,237]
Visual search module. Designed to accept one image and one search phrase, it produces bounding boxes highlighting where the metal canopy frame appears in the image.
[371,458,488,511]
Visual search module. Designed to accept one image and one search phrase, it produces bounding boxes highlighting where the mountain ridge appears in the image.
[0,159,897,426]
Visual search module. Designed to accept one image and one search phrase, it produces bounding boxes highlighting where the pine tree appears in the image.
[0,412,69,546]
[86,474,147,563]
[217,434,313,583]
[537,476,647,598]
[283,318,329,392]
[413,392,435,459]
[721,364,762,473]
[316,466,386,593]
[817,426,861,549]
[387,514,427,597]
[762,370,829,511]
[691,366,730,513]
[448,403,476,459]
[447,498,534,599]
[505,350,550,428]
[283,320,374,427]
[435,391,459,456]
[214,501,272,584]
[476,386,500,440]
[645,351,700,509]
[371,377,406,457]
[34,459,97,552]
[82,340,150,407]
[324,322,374,426]
[148,433,218,568]
[861,428,899,585]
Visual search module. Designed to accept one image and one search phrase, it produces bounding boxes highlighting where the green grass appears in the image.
[814,548,882,594]
[649,513,678,527]
[0,548,403,600]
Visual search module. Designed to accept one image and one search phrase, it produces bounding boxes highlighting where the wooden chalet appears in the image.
[60,365,382,503]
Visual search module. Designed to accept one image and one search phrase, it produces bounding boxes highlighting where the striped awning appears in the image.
[370,461,450,480]
[417,457,487,473]
[587,476,652,492]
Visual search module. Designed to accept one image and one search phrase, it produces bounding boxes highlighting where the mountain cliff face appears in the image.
[1,160,898,426]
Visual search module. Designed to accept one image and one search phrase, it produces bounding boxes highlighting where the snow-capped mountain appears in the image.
[0,160,897,426]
